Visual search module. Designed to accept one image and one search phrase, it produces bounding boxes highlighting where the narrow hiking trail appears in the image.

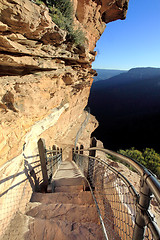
[3,161,104,240]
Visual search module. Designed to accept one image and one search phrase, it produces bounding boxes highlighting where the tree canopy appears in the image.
[118,147,160,178]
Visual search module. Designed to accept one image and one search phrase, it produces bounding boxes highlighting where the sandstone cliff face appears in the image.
[0,0,129,165]
[0,0,129,236]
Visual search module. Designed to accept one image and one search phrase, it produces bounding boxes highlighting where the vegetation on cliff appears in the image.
[35,0,86,46]
[118,148,160,178]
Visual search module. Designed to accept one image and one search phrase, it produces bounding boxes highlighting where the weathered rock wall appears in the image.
[0,0,129,165]
[0,0,129,236]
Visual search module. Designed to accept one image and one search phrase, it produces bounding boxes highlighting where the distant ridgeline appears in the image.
[88,67,160,153]
[93,69,126,82]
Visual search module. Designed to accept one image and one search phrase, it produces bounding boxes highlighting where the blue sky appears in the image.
[92,0,160,70]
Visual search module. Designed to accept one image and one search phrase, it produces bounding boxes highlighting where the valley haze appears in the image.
[89,67,160,152]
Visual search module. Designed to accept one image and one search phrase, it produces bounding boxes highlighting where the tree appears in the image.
[118,147,160,178]
[119,147,145,165]
[143,148,160,176]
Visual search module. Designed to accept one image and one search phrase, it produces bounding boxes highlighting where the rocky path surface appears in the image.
[3,161,104,240]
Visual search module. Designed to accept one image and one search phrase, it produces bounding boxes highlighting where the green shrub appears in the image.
[35,0,45,6]
[48,0,73,21]
[118,147,160,178]
[36,0,86,46]
[50,7,67,30]
[156,166,160,178]
[70,27,86,46]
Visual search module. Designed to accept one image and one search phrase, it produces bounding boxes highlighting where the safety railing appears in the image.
[0,138,62,239]
[73,141,160,240]
[37,138,62,191]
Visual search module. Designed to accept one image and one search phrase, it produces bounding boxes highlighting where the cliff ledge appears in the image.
[0,0,129,236]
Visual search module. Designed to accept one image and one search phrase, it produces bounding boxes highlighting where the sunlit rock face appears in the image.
[0,0,129,166]
[74,0,129,50]
[0,0,129,236]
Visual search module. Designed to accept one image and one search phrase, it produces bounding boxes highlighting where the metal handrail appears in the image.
[73,150,137,240]
[75,159,110,240]
[38,138,62,190]
[46,149,57,153]
[46,153,62,161]
[74,146,160,240]
[74,152,138,200]
[79,147,160,204]
[46,148,62,154]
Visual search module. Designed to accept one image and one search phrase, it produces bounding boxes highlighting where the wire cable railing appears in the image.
[1,136,159,240]
[73,144,160,240]
[37,138,62,191]
[0,138,62,239]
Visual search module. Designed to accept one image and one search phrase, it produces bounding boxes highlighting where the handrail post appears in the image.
[52,145,57,173]
[76,146,79,154]
[72,147,75,161]
[87,137,97,189]
[89,137,97,157]
[38,138,49,191]
[52,145,57,156]
[133,174,152,240]
[57,147,60,154]
[73,146,160,239]
[80,144,84,154]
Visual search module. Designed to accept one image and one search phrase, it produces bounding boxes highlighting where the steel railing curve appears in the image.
[81,147,160,204]
[87,154,138,200]
[73,146,160,240]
